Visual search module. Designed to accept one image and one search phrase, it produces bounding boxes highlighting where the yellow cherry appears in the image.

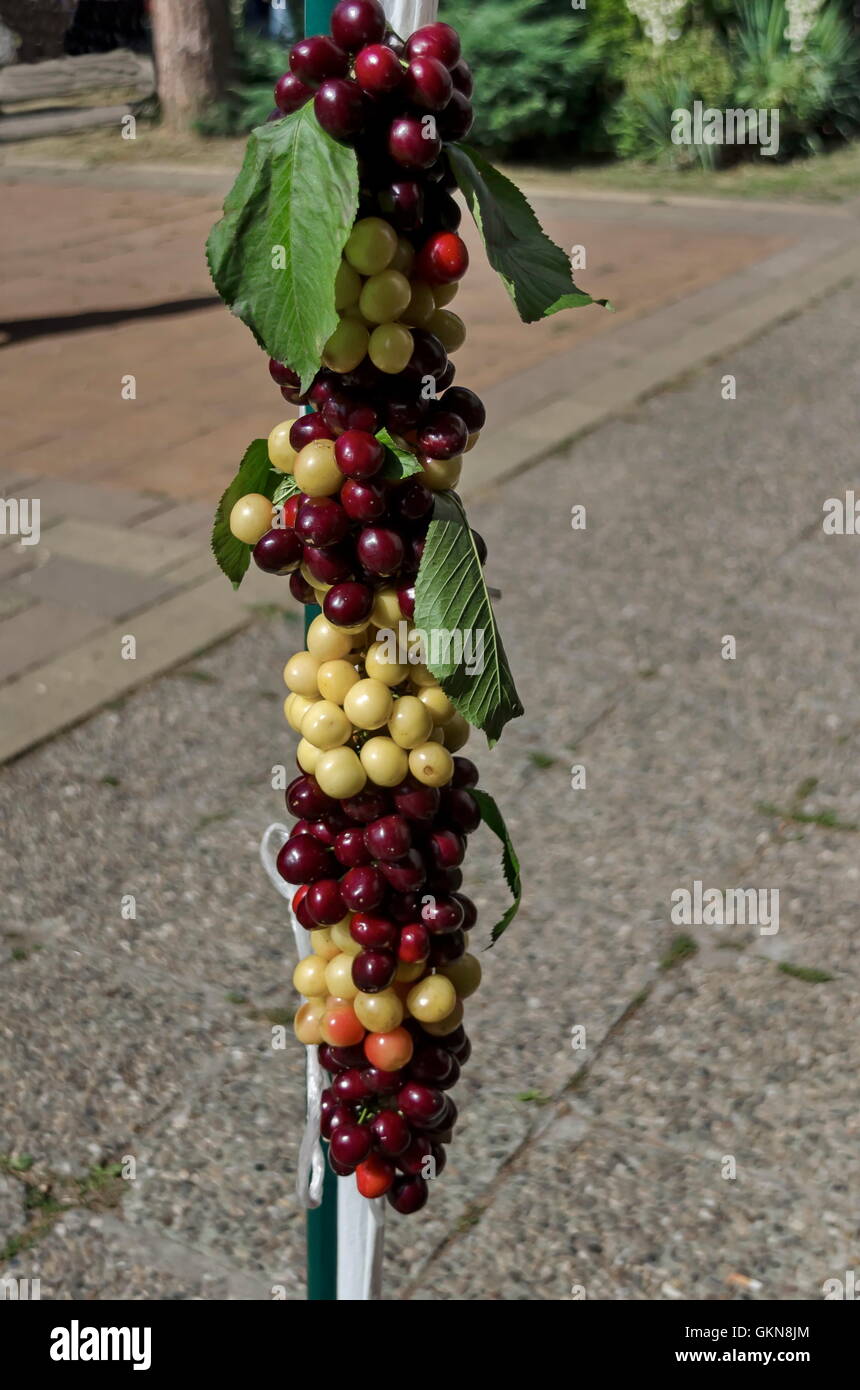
[311,928,340,962]
[315,746,367,798]
[407,662,438,688]
[283,651,320,697]
[325,953,360,1000]
[422,1000,465,1036]
[307,614,354,661]
[344,217,398,275]
[229,493,273,545]
[427,309,465,352]
[294,998,326,1044]
[296,738,320,774]
[368,323,413,375]
[293,439,343,497]
[322,317,369,374]
[317,658,360,705]
[388,694,434,749]
[293,955,328,997]
[433,281,459,307]
[360,737,409,788]
[343,678,394,730]
[268,420,298,473]
[301,699,352,750]
[371,587,405,628]
[464,430,480,453]
[421,456,462,492]
[390,237,415,275]
[418,684,456,726]
[334,258,362,310]
[354,988,404,1032]
[406,974,457,1023]
[401,280,436,327]
[442,712,470,751]
[364,640,409,686]
[331,920,361,957]
[408,742,454,787]
[440,953,482,999]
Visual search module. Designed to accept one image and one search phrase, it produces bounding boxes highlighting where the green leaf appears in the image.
[414,490,523,745]
[447,143,602,322]
[377,428,424,482]
[211,438,278,589]
[471,789,522,945]
[272,472,301,507]
[206,106,360,390]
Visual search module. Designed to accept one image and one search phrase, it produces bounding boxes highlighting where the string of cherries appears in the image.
[228,2,490,1215]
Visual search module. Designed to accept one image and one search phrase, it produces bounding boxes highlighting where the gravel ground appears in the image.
[2,284,859,1300]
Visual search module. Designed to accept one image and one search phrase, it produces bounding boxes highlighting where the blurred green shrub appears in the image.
[607,27,733,165]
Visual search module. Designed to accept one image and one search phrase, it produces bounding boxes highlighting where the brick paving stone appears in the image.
[42,518,196,575]
[17,477,165,526]
[0,600,107,682]
[14,553,178,618]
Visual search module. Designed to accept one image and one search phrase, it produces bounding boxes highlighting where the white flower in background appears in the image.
[784,0,824,52]
[626,0,688,47]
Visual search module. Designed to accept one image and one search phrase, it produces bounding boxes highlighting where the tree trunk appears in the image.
[149,0,233,131]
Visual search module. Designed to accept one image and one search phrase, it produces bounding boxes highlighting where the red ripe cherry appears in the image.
[290,414,335,451]
[274,70,313,113]
[452,755,479,789]
[430,1142,447,1175]
[426,866,462,895]
[390,475,433,522]
[386,396,426,435]
[392,778,440,822]
[330,1122,372,1170]
[377,180,424,232]
[417,411,467,461]
[434,1024,465,1054]
[415,231,469,286]
[357,526,405,576]
[289,570,315,605]
[350,912,399,950]
[292,884,317,930]
[287,774,337,820]
[334,827,373,868]
[314,77,366,141]
[356,1153,396,1198]
[405,56,453,111]
[276,833,331,885]
[441,385,485,432]
[335,430,384,480]
[421,895,465,934]
[379,847,426,892]
[405,21,461,69]
[398,1081,446,1125]
[404,327,447,381]
[410,1045,456,1088]
[323,393,379,436]
[306,878,347,926]
[371,1109,411,1157]
[428,929,465,965]
[450,1035,471,1065]
[253,528,302,574]
[268,359,301,390]
[388,891,421,924]
[280,494,302,530]
[340,863,387,912]
[324,581,374,629]
[397,583,415,620]
[450,58,473,96]
[436,359,456,392]
[305,814,345,847]
[303,543,354,586]
[341,788,390,823]
[331,0,386,52]
[362,1065,403,1095]
[364,813,412,862]
[441,788,481,834]
[352,947,396,993]
[320,1101,357,1141]
[329,1042,367,1069]
[395,1134,433,1176]
[333,1068,373,1104]
[354,42,404,94]
[450,891,477,930]
[296,496,350,548]
[289,34,349,88]
[437,91,474,142]
[308,370,339,407]
[388,114,441,170]
[340,478,387,523]
[397,921,431,964]
[427,827,465,870]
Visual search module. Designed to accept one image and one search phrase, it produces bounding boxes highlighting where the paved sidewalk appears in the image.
[1,283,858,1300]
[1,160,860,762]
